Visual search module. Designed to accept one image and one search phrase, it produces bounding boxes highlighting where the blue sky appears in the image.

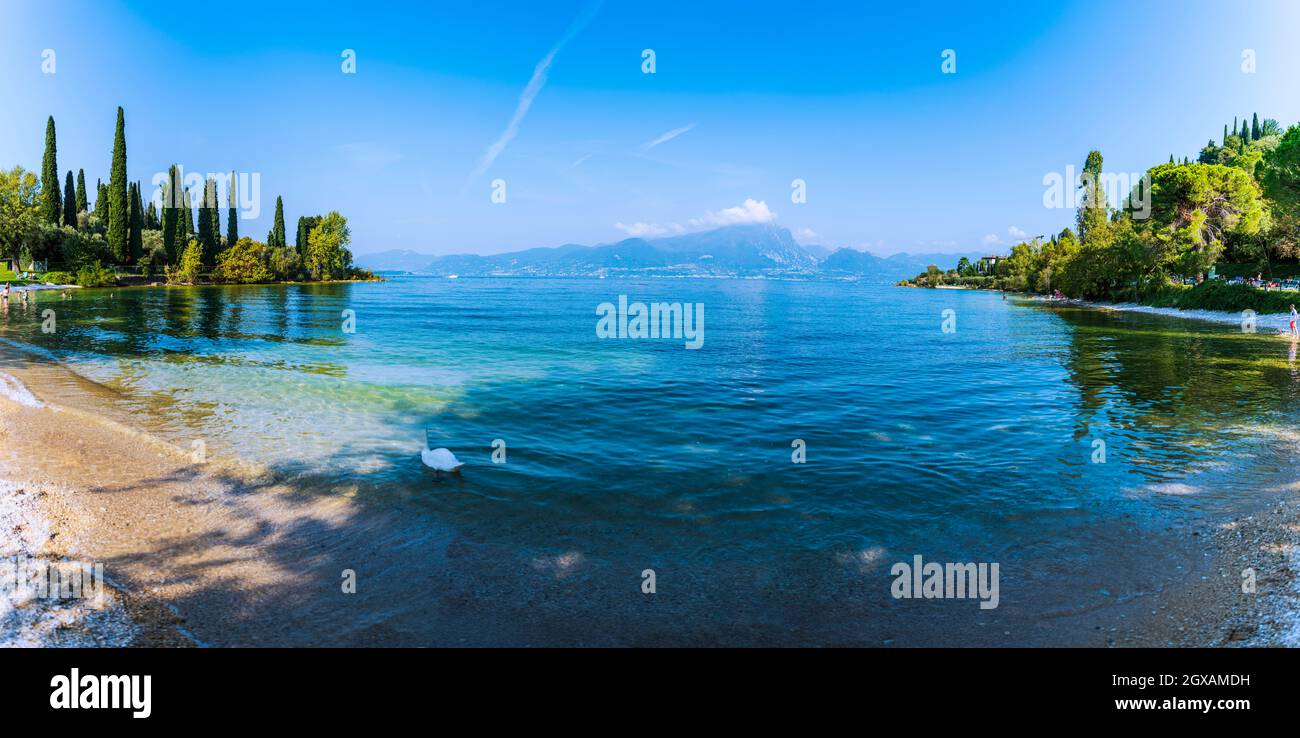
[2,0,1298,256]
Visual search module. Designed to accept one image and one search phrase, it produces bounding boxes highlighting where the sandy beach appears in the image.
[0,350,370,647]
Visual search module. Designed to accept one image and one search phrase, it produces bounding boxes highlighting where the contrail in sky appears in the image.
[642,123,696,150]
[466,1,604,188]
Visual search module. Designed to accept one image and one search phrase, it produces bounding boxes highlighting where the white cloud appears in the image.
[467,1,603,184]
[688,198,776,227]
[615,198,775,240]
[794,227,818,241]
[642,123,696,150]
[1008,226,1028,239]
[981,233,1002,246]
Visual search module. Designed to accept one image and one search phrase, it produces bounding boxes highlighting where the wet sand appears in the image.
[0,348,1297,647]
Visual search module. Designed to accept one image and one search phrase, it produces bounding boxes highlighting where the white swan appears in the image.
[421,446,464,473]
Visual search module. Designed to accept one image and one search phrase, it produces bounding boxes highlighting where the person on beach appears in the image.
[1,282,8,301]
[1290,304,1298,338]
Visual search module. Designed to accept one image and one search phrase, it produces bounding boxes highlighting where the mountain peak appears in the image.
[356,224,975,281]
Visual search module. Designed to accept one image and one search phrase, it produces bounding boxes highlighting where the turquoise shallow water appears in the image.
[3,277,1298,644]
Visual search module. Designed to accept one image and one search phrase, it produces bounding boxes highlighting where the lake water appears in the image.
[3,276,1297,645]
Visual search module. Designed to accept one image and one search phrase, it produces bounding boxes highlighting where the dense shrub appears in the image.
[1145,280,1300,313]
[212,237,273,284]
[169,239,204,285]
[268,245,303,281]
[41,271,74,285]
[74,263,117,288]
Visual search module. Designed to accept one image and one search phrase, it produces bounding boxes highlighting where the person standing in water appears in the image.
[1290,304,1298,338]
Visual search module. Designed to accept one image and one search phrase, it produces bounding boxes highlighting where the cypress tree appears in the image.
[161,185,176,263]
[129,182,144,262]
[226,173,239,246]
[41,116,61,224]
[295,215,320,257]
[198,179,216,263]
[107,107,129,263]
[95,180,105,214]
[1223,124,1229,146]
[209,178,222,248]
[177,175,187,233]
[1169,154,1175,163]
[146,201,158,230]
[75,169,88,213]
[1252,113,1260,141]
[1241,119,1250,140]
[269,196,286,248]
[62,171,77,227]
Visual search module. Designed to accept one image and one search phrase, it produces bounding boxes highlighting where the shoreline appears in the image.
[1026,294,1297,330]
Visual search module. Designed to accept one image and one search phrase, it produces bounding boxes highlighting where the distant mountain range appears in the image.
[355,224,984,283]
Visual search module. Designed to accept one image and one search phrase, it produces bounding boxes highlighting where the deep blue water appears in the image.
[4,276,1298,644]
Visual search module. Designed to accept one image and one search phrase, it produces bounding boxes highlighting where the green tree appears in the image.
[268,196,286,248]
[197,178,217,263]
[107,107,128,263]
[1147,162,1266,277]
[212,237,274,283]
[269,246,303,281]
[999,239,1044,292]
[305,211,353,280]
[181,187,194,240]
[62,171,77,227]
[1037,230,1080,293]
[40,116,61,224]
[296,214,321,256]
[170,238,204,284]
[128,182,144,262]
[1261,125,1300,212]
[75,169,88,213]
[209,178,222,247]
[161,165,180,264]
[1198,140,1221,165]
[58,226,109,269]
[1077,150,1108,244]
[1252,113,1261,141]
[226,173,239,245]
[0,167,42,262]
